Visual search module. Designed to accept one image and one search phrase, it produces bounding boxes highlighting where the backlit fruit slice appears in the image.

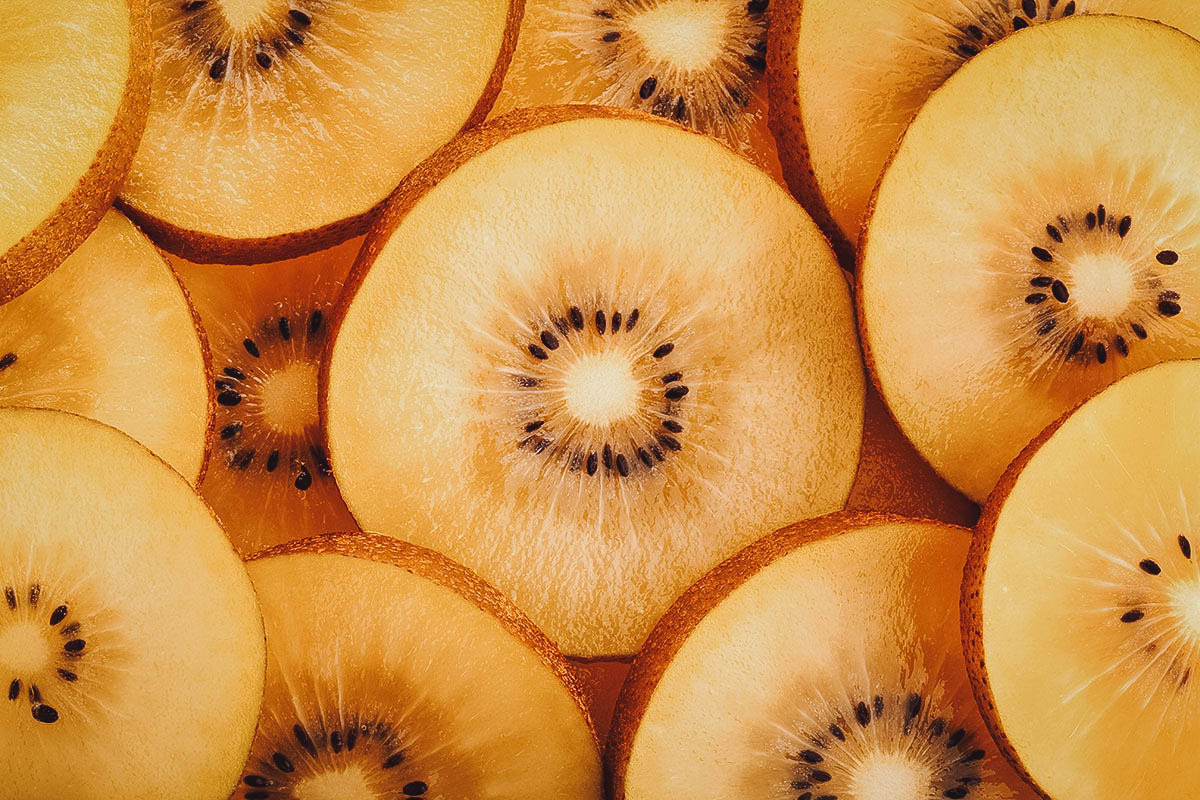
[607,512,1035,800]
[0,408,265,799]
[325,106,864,658]
[170,239,359,554]
[860,15,1200,504]
[964,361,1200,799]
[769,0,1200,258]
[118,0,522,264]
[0,0,151,302]
[242,533,601,798]
[0,211,211,484]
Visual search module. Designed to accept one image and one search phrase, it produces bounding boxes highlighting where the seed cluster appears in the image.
[177,1,317,81]
[1121,535,1192,630]
[2,582,88,725]
[948,0,1077,60]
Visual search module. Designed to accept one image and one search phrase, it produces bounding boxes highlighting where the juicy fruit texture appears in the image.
[0,211,211,483]
[860,16,1200,503]
[0,408,265,800]
[325,108,864,657]
[0,0,150,302]
[965,361,1200,799]
[608,513,1033,800]
[770,0,1200,256]
[171,238,359,553]
[120,0,520,263]
[242,534,601,799]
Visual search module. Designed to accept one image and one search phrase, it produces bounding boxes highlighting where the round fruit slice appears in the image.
[769,0,1200,258]
[0,407,265,799]
[965,361,1200,799]
[860,15,1200,504]
[0,0,151,302]
[170,239,359,554]
[0,211,211,483]
[608,512,1035,799]
[324,107,864,658]
[242,533,601,799]
[119,0,522,264]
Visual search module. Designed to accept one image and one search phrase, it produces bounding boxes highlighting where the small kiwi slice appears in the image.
[241,533,601,799]
[769,0,1200,259]
[860,15,1200,504]
[324,106,864,658]
[0,210,212,483]
[170,239,359,554]
[118,0,522,264]
[607,512,1035,799]
[0,0,151,302]
[0,407,265,799]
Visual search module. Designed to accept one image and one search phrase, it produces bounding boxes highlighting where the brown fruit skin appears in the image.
[604,510,967,799]
[0,0,152,305]
[117,0,526,266]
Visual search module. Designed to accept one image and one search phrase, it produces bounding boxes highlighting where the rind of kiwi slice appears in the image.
[964,360,1200,799]
[607,511,1035,800]
[0,210,213,484]
[0,0,151,302]
[324,106,865,658]
[241,533,602,800]
[0,407,265,799]
[860,15,1200,504]
[119,0,524,264]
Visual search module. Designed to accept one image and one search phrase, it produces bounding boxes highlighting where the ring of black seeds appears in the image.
[2,582,90,725]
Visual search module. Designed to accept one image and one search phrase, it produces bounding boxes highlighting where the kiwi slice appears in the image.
[0,407,265,798]
[324,106,864,658]
[118,0,522,264]
[0,211,212,483]
[241,533,601,798]
[607,512,1034,799]
[769,0,1199,258]
[860,15,1200,504]
[170,239,359,554]
[0,0,150,302]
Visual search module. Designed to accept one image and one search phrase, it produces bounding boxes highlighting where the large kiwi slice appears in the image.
[0,211,212,483]
[324,106,864,658]
[769,1,1199,258]
[0,0,150,302]
[242,533,601,798]
[118,0,522,264]
[860,15,1200,504]
[607,512,1034,799]
[0,407,265,799]
[964,361,1200,799]
[170,240,359,553]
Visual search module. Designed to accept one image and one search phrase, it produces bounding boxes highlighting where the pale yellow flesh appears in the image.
[0,408,264,800]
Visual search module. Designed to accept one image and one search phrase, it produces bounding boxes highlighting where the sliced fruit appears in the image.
[242,533,601,798]
[324,106,864,658]
[860,15,1200,503]
[769,0,1200,258]
[0,0,151,302]
[965,360,1200,799]
[0,407,265,799]
[119,0,522,263]
[0,211,211,483]
[170,239,359,554]
[608,512,1034,800]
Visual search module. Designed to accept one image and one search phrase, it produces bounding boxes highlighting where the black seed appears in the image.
[295,467,312,491]
[594,8,613,17]
[906,693,922,722]
[1067,331,1085,357]
[1097,204,1106,226]
[329,731,343,753]
[586,452,598,476]
[653,343,675,358]
[611,311,623,332]
[7,680,18,701]
[214,378,234,391]
[745,54,766,72]
[293,724,316,756]
[964,749,986,762]
[224,366,245,380]
[1095,343,1107,364]
[1031,276,1053,287]
[1122,609,1145,623]
[616,454,630,477]
[595,310,607,334]
[517,375,539,388]
[1181,535,1193,559]
[1063,1,1075,15]
[1051,280,1069,302]
[874,695,884,717]
[810,769,832,783]
[1159,300,1182,317]
[1025,293,1047,305]
[603,445,614,470]
[243,338,260,358]
[650,445,664,461]
[221,422,243,440]
[601,31,620,42]
[1032,246,1053,262]
[672,96,686,122]
[945,788,969,799]
[50,605,67,626]
[967,24,984,39]
[218,389,243,406]
[1132,323,1147,339]
[1158,250,1180,265]
[528,343,549,360]
[1114,336,1128,356]
[308,310,324,335]
[540,331,560,350]
[1086,212,1097,230]
[637,77,657,98]
[638,448,653,467]
[1044,225,1062,243]
[1022,0,1037,16]
[855,701,871,726]
[278,316,292,340]
[4,588,14,610]
[286,27,305,45]
[947,728,966,748]
[57,669,77,682]
[245,775,271,788]
[183,0,207,10]
[658,435,682,451]
[524,420,544,433]
[272,752,294,772]
[662,372,683,383]
[233,449,255,469]
[665,385,689,400]
[382,751,406,769]
[266,450,280,472]
[662,419,684,433]
[829,723,845,741]
[346,727,358,750]
[28,584,39,607]
[0,353,15,370]
[1116,215,1131,238]
[256,51,273,69]
[1140,559,1162,575]
[569,306,584,330]
[1012,15,1029,29]
[1037,319,1057,336]
[32,704,58,724]
[64,639,85,653]
[404,781,429,796]
[957,43,979,57]
[209,55,227,81]
[799,749,823,763]
[289,9,311,26]
[747,0,768,11]
[28,684,40,703]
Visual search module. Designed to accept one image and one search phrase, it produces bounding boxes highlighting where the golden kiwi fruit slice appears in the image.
[325,107,864,658]
[0,0,151,302]
[0,407,265,799]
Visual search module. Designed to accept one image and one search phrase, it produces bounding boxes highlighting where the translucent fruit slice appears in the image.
[119,0,522,264]
[0,408,265,799]
[860,16,1200,503]
[0,211,211,483]
[242,533,601,799]
[325,107,864,658]
[607,512,1035,800]
[770,0,1200,257]
[0,0,151,302]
